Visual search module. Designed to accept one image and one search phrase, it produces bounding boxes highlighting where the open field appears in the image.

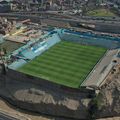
[86,9,116,17]
[19,41,107,88]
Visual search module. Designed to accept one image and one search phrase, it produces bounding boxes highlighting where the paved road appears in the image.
[1,13,120,27]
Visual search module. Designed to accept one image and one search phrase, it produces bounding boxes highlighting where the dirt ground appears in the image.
[0,97,52,120]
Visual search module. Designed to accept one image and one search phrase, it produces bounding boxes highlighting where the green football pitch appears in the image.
[18,41,107,88]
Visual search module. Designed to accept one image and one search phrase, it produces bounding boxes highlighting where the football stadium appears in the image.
[5,29,120,89]
[18,41,106,88]
[0,27,120,119]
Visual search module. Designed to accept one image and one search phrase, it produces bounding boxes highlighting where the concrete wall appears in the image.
[0,68,95,119]
[5,69,94,95]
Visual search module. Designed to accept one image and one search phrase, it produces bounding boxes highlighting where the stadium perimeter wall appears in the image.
[5,69,94,94]
[0,68,95,119]
[58,30,120,49]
